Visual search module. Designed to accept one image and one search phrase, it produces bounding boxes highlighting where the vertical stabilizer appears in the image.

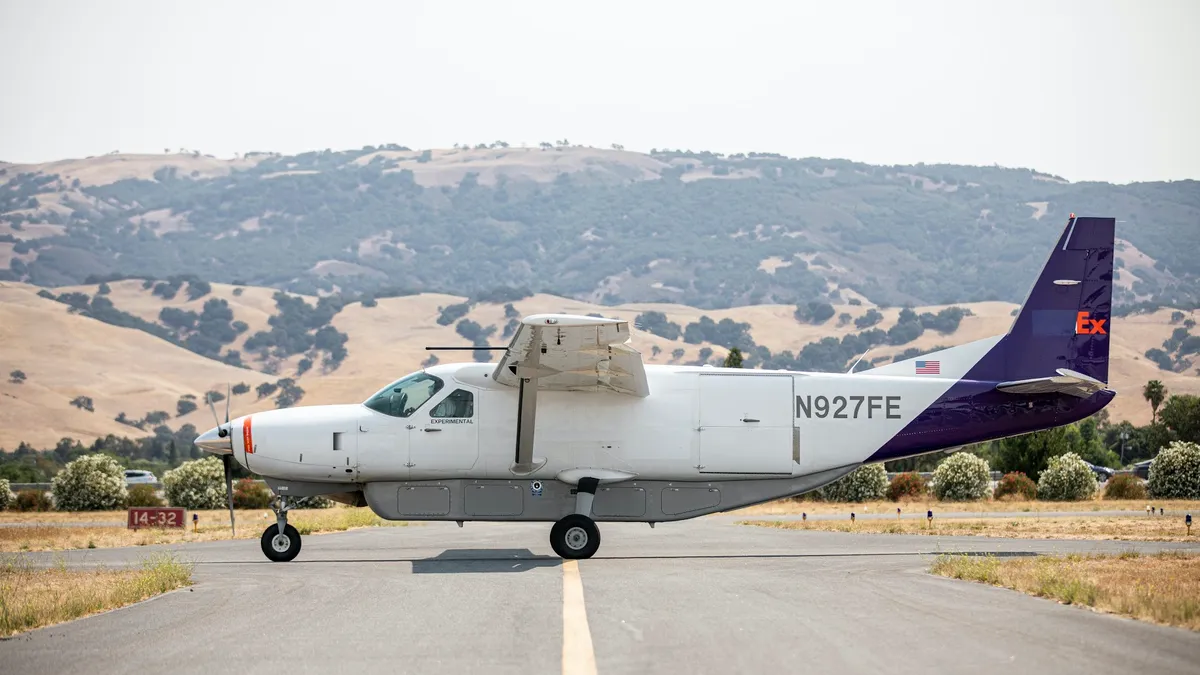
[1003,215,1114,383]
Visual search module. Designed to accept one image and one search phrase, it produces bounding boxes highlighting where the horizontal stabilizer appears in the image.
[995,368,1109,398]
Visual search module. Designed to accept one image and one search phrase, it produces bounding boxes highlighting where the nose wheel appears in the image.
[550,514,601,559]
[261,495,301,562]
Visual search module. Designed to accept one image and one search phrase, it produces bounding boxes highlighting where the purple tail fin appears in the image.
[1002,215,1115,383]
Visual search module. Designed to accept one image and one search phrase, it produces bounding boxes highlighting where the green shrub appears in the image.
[126,484,164,507]
[819,464,888,502]
[163,456,227,509]
[15,489,53,512]
[1103,473,1148,500]
[0,478,14,510]
[931,452,991,501]
[994,472,1037,501]
[886,472,927,501]
[1037,452,1098,501]
[233,479,272,509]
[51,455,127,511]
[1148,441,1200,499]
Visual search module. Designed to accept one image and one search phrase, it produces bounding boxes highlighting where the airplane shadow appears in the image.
[410,549,562,574]
[192,549,1039,569]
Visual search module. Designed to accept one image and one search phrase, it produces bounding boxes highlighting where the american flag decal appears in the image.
[915,360,941,375]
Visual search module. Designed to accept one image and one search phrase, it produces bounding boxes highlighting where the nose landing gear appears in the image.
[261,495,301,562]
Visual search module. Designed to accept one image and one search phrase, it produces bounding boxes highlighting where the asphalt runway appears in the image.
[3,518,1199,675]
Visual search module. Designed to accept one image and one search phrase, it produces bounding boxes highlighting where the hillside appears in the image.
[2,278,1196,449]
[2,147,1197,311]
[0,282,275,448]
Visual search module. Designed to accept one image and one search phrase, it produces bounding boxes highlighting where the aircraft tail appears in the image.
[1000,214,1115,384]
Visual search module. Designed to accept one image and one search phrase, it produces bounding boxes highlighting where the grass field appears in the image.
[0,507,409,553]
[0,552,193,637]
[738,515,1198,541]
[931,552,1200,631]
[730,498,1200,516]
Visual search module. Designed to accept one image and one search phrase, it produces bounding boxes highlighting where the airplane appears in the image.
[196,214,1115,562]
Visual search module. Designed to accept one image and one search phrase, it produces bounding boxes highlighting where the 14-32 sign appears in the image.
[127,507,185,530]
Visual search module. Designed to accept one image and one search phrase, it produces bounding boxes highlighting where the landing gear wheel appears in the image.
[261,523,302,562]
[550,514,601,559]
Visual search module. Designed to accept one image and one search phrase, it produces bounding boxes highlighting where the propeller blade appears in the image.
[206,390,221,430]
[224,383,231,426]
[222,453,236,535]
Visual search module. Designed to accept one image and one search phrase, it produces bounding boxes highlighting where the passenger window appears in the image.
[363,373,444,418]
[430,389,474,418]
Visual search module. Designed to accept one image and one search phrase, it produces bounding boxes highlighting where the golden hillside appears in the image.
[1,280,1196,449]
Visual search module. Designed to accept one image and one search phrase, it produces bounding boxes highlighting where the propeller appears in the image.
[206,385,236,535]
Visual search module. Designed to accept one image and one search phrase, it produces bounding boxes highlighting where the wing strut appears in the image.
[511,326,547,475]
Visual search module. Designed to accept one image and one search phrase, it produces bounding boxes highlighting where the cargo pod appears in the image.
[698,373,794,474]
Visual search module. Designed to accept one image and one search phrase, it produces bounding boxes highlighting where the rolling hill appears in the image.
[2,147,1197,312]
[2,278,1195,450]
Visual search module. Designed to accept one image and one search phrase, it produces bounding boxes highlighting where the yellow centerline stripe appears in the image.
[562,559,598,675]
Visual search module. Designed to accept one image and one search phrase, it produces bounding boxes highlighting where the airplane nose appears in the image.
[195,425,233,454]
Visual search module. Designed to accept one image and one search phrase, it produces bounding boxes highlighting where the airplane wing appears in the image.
[492,314,650,397]
[995,368,1110,398]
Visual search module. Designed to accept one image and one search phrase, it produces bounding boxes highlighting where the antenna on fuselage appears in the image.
[846,348,873,374]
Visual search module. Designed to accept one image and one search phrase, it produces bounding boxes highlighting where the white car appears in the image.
[124,469,158,485]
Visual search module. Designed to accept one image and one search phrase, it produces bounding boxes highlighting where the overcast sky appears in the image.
[1,0,1196,183]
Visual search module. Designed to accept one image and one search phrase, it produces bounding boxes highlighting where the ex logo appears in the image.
[1076,311,1107,335]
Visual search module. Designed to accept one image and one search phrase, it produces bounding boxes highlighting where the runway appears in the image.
[3,517,1198,675]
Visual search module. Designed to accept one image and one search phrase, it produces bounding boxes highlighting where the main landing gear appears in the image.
[550,477,602,559]
[261,495,301,562]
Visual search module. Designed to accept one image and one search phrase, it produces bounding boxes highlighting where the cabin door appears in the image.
[698,374,794,474]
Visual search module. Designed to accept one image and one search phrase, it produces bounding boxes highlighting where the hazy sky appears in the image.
[1,0,1197,183]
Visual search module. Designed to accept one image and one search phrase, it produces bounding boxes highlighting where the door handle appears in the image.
[423,428,441,432]
[741,417,760,423]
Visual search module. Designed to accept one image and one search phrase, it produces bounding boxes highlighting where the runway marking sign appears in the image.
[128,507,185,530]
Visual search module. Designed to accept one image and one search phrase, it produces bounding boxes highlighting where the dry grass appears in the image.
[731,499,1200,517]
[0,552,193,637]
[931,552,1200,631]
[0,507,408,553]
[738,515,1199,542]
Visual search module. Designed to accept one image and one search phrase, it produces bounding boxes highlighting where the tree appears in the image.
[8,370,26,384]
[723,347,744,368]
[994,427,1069,480]
[176,397,198,417]
[70,396,95,412]
[1159,394,1200,445]
[671,348,685,361]
[1143,380,1166,423]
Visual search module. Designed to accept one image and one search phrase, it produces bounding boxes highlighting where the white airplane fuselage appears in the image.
[200,332,1108,524]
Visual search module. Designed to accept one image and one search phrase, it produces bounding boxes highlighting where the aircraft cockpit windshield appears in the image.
[363,372,445,418]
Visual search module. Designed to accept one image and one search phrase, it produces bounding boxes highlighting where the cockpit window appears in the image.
[430,389,474,418]
[363,373,444,418]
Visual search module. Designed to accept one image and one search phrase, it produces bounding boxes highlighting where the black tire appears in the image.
[550,514,601,560]
[261,523,302,562]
